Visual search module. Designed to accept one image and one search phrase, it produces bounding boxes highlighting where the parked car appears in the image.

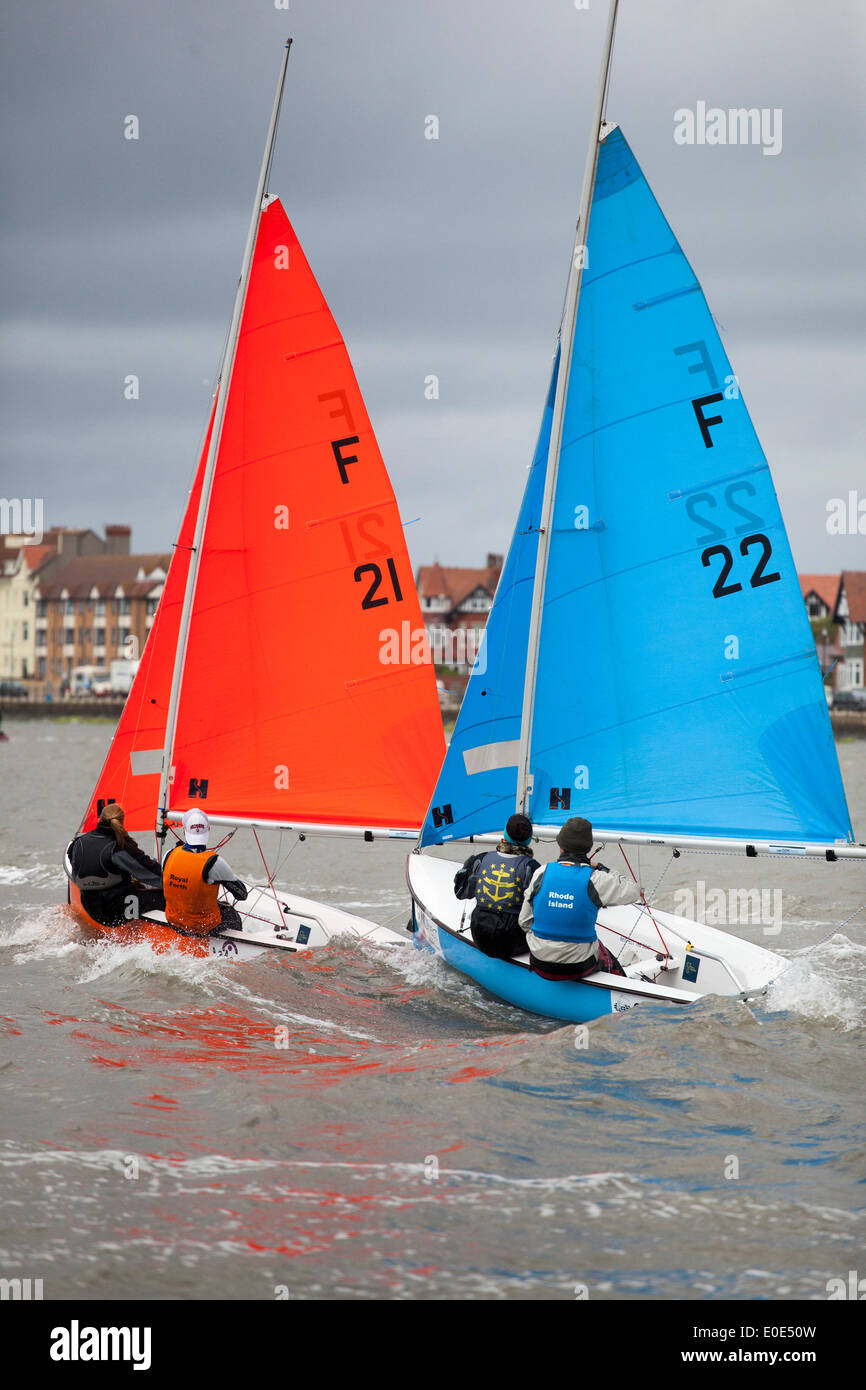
[832,688,866,710]
[0,680,28,699]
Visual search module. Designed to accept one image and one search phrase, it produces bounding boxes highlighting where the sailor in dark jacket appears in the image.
[65,802,165,927]
[454,813,540,959]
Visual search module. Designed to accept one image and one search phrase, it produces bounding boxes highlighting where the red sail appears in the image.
[79,416,213,835]
[89,200,444,834]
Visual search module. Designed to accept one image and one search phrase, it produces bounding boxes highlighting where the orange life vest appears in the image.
[163,846,220,934]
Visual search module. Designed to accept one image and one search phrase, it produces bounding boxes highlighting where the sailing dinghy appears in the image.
[66,41,445,960]
[408,1,864,1021]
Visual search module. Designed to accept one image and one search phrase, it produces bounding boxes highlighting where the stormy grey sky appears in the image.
[1,0,864,573]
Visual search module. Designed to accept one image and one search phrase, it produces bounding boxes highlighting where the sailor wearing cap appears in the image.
[519,817,638,979]
[162,810,249,936]
[453,813,541,960]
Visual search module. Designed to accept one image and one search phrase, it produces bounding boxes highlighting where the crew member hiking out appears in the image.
[162,810,248,936]
[64,802,165,926]
[519,817,638,979]
[454,813,540,959]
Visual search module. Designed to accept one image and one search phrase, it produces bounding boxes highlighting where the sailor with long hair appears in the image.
[65,803,165,926]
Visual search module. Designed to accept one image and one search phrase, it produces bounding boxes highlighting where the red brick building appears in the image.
[833,572,866,691]
[33,551,170,686]
[415,554,503,672]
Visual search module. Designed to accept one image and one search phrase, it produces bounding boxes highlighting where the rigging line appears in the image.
[224,900,301,936]
[762,901,865,991]
[376,906,414,931]
[270,835,302,882]
[619,843,671,958]
[616,851,679,957]
[599,923,672,956]
[251,826,289,932]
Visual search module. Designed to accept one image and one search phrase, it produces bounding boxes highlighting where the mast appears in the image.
[156,38,293,853]
[516,0,619,813]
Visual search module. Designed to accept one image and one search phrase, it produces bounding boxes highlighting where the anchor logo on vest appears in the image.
[477,862,519,908]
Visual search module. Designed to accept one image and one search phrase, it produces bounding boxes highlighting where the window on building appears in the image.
[64,627,74,645]
[23,591,29,608]
[36,600,46,618]
[119,598,131,615]
[95,628,105,645]
[22,623,28,641]
[37,657,45,679]
[95,600,105,617]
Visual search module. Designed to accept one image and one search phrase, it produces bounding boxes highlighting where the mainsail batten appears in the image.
[420,125,853,850]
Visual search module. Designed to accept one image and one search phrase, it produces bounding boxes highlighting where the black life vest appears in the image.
[66,827,124,891]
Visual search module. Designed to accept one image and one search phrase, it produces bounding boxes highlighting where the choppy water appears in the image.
[1,720,864,1300]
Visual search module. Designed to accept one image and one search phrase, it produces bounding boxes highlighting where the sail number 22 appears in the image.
[701,534,780,599]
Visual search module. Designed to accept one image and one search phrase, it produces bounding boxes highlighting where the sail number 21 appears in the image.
[701,534,780,599]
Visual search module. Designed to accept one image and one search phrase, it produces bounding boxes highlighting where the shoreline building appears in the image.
[0,525,170,692]
[799,574,845,689]
[833,572,866,692]
[34,552,170,687]
[415,554,503,675]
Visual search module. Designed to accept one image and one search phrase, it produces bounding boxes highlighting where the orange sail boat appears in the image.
[65,40,445,959]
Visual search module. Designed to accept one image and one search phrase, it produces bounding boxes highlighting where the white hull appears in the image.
[407,854,786,1023]
[205,885,405,960]
[66,845,407,960]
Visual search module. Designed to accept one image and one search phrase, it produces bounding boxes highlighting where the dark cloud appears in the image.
[2,0,864,570]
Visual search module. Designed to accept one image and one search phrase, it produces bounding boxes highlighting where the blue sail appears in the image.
[421,126,853,848]
[419,354,558,846]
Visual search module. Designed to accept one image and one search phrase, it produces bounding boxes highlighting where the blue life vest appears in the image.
[530,862,598,943]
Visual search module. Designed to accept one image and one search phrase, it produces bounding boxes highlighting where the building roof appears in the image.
[799,574,840,611]
[0,538,57,576]
[416,561,501,609]
[36,553,171,599]
[839,571,866,624]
